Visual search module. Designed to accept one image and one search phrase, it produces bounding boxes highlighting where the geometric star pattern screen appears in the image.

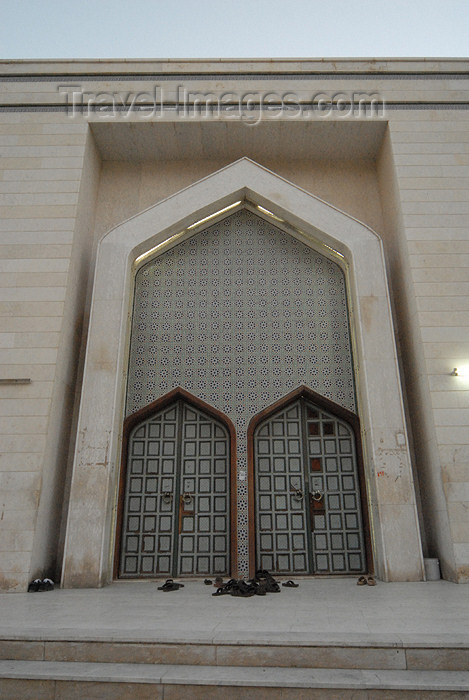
[126,209,356,575]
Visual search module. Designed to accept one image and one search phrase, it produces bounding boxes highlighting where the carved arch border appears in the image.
[62,157,424,587]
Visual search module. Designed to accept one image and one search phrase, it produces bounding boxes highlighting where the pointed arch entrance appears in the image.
[248,387,372,577]
[62,158,424,587]
[115,389,237,579]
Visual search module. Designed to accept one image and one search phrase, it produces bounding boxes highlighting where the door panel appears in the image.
[119,400,230,578]
[254,399,366,575]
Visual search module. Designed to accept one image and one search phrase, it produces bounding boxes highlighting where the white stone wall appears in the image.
[0,59,468,588]
[389,112,469,582]
[0,112,92,590]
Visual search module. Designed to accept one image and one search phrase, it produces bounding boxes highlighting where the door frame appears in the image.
[247,385,373,579]
[114,387,238,579]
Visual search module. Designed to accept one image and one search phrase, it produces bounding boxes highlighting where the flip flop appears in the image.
[282,580,299,588]
[357,576,367,586]
[158,579,184,591]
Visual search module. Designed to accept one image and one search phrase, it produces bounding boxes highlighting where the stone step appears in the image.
[1,636,469,671]
[0,660,468,699]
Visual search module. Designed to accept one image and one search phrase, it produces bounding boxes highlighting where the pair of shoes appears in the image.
[357,575,376,586]
[28,578,54,592]
[157,579,184,592]
[282,580,299,588]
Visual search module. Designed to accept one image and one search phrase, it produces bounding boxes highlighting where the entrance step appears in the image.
[0,660,468,699]
[1,637,469,671]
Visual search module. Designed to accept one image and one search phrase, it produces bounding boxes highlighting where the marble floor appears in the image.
[1,578,468,646]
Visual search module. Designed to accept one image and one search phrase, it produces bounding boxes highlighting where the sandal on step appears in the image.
[282,580,299,588]
[357,576,367,586]
[366,576,376,586]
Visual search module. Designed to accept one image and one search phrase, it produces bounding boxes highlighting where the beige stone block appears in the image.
[18,134,86,146]
[0,529,34,552]
[0,270,67,286]
[41,157,84,169]
[450,521,469,543]
[409,253,469,269]
[406,648,469,671]
[13,332,60,348]
[423,341,469,359]
[433,408,469,427]
[0,204,77,219]
[411,267,469,283]
[54,681,162,700]
[447,501,469,524]
[436,426,469,444]
[0,192,78,206]
[0,348,57,365]
[0,259,69,273]
[0,287,66,302]
[0,508,40,530]
[0,334,14,348]
[0,640,44,661]
[45,641,216,666]
[414,282,469,296]
[406,228,469,241]
[0,415,48,434]
[0,124,45,134]
[0,678,54,699]
[0,302,64,318]
[422,327,469,343]
[0,398,51,417]
[444,483,469,502]
[0,364,55,381]
[0,244,72,259]
[215,645,405,670]
[0,452,43,471]
[0,216,76,232]
[454,542,469,564]
[418,310,469,327]
[1,145,84,158]
[431,391,469,409]
[0,551,32,573]
[1,304,67,322]
[0,179,79,194]
[42,123,88,134]
[1,168,82,181]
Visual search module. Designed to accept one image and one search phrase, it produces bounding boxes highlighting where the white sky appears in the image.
[0,0,468,59]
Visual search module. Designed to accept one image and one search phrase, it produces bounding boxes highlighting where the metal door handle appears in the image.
[312,490,324,502]
[162,492,173,504]
[292,489,304,502]
[182,492,194,504]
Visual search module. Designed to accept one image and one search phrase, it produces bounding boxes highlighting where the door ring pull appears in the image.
[293,489,304,502]
[162,492,173,504]
[182,492,194,504]
[312,490,324,502]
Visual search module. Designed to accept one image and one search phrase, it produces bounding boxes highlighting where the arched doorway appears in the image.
[250,388,371,576]
[63,159,424,587]
[115,391,235,578]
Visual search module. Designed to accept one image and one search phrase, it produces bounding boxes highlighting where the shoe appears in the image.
[28,579,41,592]
[366,576,376,586]
[157,579,184,591]
[357,576,367,586]
[38,578,54,591]
[282,580,299,588]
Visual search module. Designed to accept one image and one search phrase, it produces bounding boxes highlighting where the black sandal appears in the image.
[158,579,184,591]
[282,580,299,588]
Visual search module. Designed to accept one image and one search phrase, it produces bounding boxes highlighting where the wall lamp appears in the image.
[451,367,469,377]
